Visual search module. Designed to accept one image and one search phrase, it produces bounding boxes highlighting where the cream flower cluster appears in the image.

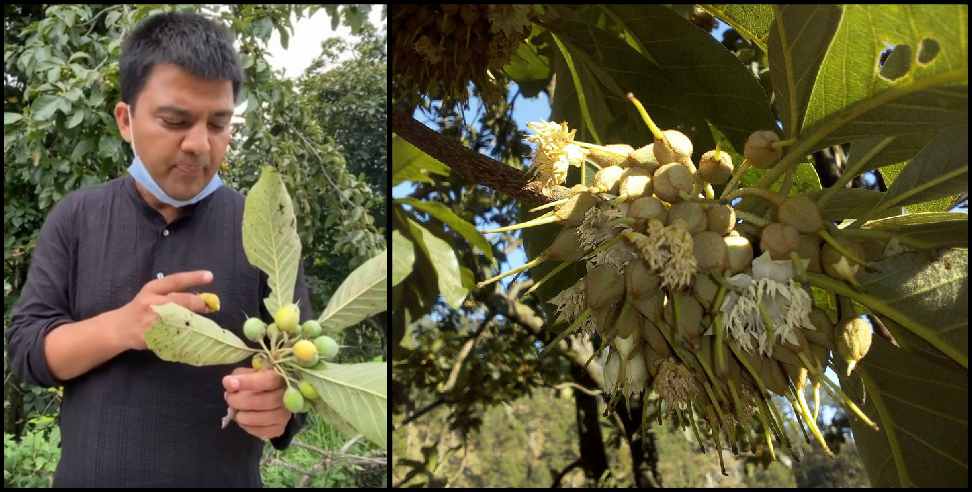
[525,121,586,192]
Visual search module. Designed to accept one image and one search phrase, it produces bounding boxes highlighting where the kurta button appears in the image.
[157,272,164,279]
[163,229,170,237]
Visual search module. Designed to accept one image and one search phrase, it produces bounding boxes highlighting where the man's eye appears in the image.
[163,119,225,130]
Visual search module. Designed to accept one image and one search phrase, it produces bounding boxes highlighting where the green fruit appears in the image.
[821,241,864,286]
[243,318,267,343]
[724,233,754,273]
[706,204,735,235]
[301,320,323,339]
[591,165,625,194]
[251,353,269,370]
[298,381,320,400]
[313,336,340,360]
[668,202,706,233]
[266,322,280,340]
[627,196,667,222]
[283,387,304,413]
[274,303,301,334]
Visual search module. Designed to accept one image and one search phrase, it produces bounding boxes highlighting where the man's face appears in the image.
[115,63,234,201]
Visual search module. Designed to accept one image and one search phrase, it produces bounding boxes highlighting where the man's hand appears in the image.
[222,367,293,440]
[113,270,214,350]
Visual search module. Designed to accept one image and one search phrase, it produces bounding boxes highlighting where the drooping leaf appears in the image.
[392,134,451,187]
[800,5,968,149]
[855,247,968,367]
[318,249,387,332]
[401,214,468,309]
[305,362,387,449]
[145,303,253,366]
[862,212,968,249]
[396,197,493,260]
[392,230,415,287]
[242,166,302,317]
[870,125,968,216]
[766,5,842,137]
[700,4,775,52]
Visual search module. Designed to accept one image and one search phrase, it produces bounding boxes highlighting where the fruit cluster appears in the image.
[477,94,878,467]
[392,5,536,106]
[242,303,341,414]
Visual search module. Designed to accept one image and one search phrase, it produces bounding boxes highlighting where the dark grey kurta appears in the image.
[6,174,313,487]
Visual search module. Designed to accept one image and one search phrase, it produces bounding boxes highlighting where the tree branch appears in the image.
[392,110,552,205]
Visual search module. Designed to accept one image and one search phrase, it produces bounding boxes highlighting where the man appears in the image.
[6,11,311,487]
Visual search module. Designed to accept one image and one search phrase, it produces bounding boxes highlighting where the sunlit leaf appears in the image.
[318,249,386,332]
[392,134,451,187]
[392,230,415,287]
[700,4,774,52]
[396,197,493,260]
[145,303,253,366]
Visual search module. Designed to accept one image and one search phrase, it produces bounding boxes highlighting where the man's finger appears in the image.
[223,369,284,394]
[165,292,211,314]
[144,270,213,296]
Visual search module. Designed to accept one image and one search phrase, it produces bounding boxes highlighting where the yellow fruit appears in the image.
[293,340,318,363]
[837,317,872,376]
[274,303,300,334]
[199,292,220,312]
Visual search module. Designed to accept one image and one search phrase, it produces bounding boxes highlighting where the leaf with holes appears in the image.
[145,303,254,366]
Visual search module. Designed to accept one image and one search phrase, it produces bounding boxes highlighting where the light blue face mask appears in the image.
[126,105,222,208]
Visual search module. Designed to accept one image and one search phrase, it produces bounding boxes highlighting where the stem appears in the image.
[703,183,716,200]
[771,138,797,149]
[832,227,936,250]
[812,382,822,421]
[678,192,721,205]
[817,136,895,208]
[625,92,665,142]
[754,400,777,462]
[540,308,591,357]
[797,351,880,431]
[779,164,795,197]
[689,402,707,453]
[722,187,784,207]
[757,301,777,351]
[477,255,547,288]
[819,227,868,267]
[529,196,571,213]
[793,381,835,456]
[719,159,751,200]
[522,261,575,298]
[481,211,560,234]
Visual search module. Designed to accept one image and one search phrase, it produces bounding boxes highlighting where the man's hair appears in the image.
[120,11,243,115]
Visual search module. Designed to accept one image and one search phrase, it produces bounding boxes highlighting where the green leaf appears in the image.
[242,166,302,317]
[839,248,968,486]
[392,134,450,186]
[65,110,84,129]
[304,362,387,449]
[862,212,968,249]
[396,197,493,259]
[401,215,468,309]
[871,125,968,215]
[4,112,23,125]
[800,5,968,148]
[856,247,968,366]
[503,41,551,98]
[318,249,387,332]
[808,188,895,221]
[700,4,775,52]
[547,5,776,155]
[30,95,61,121]
[392,230,415,287]
[766,5,843,137]
[145,303,253,366]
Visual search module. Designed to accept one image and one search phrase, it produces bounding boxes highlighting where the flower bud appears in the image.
[821,240,864,285]
[663,292,704,340]
[589,144,634,168]
[693,231,728,272]
[640,317,671,358]
[625,260,660,300]
[627,143,659,171]
[692,273,719,310]
[556,192,598,227]
[837,317,872,376]
[760,222,800,260]
[796,234,822,273]
[618,167,653,200]
[613,326,640,359]
[627,196,667,222]
[744,130,782,169]
[623,349,650,397]
[777,195,824,233]
[614,302,641,339]
[698,150,733,184]
[653,129,694,166]
[591,165,626,194]
[601,349,621,392]
[706,204,735,235]
[652,163,694,203]
[668,202,706,234]
[586,264,625,310]
[724,234,754,273]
